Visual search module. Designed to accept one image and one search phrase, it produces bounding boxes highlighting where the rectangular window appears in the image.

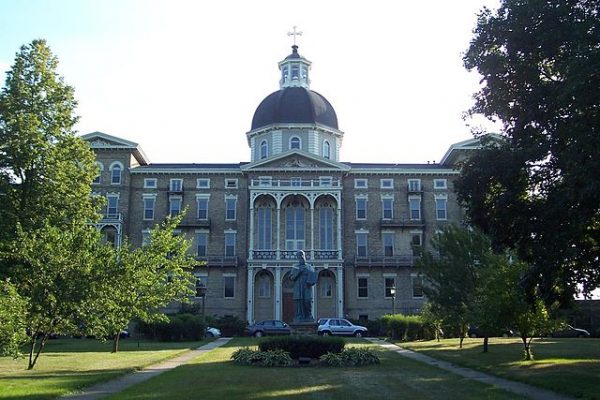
[106,194,119,217]
[111,166,121,185]
[258,176,272,187]
[322,281,332,297]
[225,197,237,220]
[224,276,235,298]
[356,233,368,257]
[435,196,448,220]
[354,179,368,189]
[412,233,423,256]
[196,178,210,189]
[196,197,209,220]
[409,197,421,220]
[225,231,236,257]
[356,197,367,220]
[358,277,368,298]
[170,179,183,192]
[319,176,332,187]
[143,196,155,220]
[385,277,396,298]
[144,178,157,188]
[408,179,421,192]
[169,197,182,217]
[258,279,270,298]
[225,178,238,189]
[434,179,447,190]
[412,275,424,298]
[382,197,394,219]
[142,230,151,247]
[196,232,208,257]
[92,173,101,185]
[380,179,394,189]
[383,232,395,256]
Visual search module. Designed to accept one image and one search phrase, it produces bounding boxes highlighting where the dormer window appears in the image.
[323,140,331,159]
[290,137,301,150]
[260,140,268,159]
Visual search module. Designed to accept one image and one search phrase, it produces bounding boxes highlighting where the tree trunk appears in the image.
[112,333,120,353]
[483,336,489,353]
[521,336,532,360]
[28,333,48,370]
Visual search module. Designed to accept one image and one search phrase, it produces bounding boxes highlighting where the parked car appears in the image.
[549,324,590,338]
[317,318,368,337]
[245,320,291,337]
[206,326,221,338]
[467,326,514,338]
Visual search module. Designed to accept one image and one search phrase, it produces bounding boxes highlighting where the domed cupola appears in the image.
[246,32,344,163]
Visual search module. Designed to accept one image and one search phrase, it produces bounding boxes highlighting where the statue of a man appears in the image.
[289,250,317,322]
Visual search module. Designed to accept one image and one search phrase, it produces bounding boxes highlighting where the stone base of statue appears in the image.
[289,321,318,336]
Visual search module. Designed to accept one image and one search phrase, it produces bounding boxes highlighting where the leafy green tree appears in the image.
[459,0,600,304]
[83,215,196,353]
[419,225,491,348]
[0,40,102,369]
[9,223,105,369]
[0,279,27,358]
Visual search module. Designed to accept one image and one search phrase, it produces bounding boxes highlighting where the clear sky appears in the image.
[0,0,501,164]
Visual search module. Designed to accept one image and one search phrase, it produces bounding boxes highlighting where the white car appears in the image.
[317,318,368,337]
[206,326,221,337]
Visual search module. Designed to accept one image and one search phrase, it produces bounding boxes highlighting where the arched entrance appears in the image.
[254,269,275,321]
[316,269,337,319]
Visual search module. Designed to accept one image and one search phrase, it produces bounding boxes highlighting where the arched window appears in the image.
[285,199,305,250]
[290,136,301,150]
[260,140,268,159]
[93,162,104,184]
[257,204,272,249]
[109,162,123,185]
[323,141,331,159]
[319,204,334,250]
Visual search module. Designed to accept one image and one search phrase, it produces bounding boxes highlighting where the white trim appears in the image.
[380,178,394,189]
[197,178,210,189]
[144,178,157,188]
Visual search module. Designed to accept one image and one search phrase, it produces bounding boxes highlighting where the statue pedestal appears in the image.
[289,321,318,336]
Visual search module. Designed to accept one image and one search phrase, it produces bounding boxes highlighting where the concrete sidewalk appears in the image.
[366,338,573,400]
[63,337,232,400]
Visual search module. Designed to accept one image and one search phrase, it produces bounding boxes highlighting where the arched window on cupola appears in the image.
[260,140,268,159]
[323,140,331,159]
[290,136,301,150]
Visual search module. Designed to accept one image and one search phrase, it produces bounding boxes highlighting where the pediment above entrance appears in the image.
[241,150,350,172]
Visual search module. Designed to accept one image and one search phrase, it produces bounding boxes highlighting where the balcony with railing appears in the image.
[252,249,341,261]
[354,254,417,267]
[195,256,239,267]
[250,178,341,189]
[380,217,425,228]
[101,212,123,223]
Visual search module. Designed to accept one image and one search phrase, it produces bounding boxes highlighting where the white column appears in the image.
[311,281,317,320]
[248,197,254,259]
[246,267,254,323]
[310,204,315,257]
[276,205,281,258]
[275,267,282,320]
[336,266,344,318]
[336,206,342,259]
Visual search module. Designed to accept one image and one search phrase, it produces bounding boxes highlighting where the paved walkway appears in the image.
[366,338,573,400]
[63,337,232,400]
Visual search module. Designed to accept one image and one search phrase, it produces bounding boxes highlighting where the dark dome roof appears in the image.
[251,87,338,131]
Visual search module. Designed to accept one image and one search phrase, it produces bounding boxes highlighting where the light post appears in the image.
[390,286,396,315]
[197,285,207,323]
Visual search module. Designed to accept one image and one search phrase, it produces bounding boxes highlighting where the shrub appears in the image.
[349,318,383,336]
[231,348,292,367]
[139,313,206,341]
[380,314,426,341]
[320,348,380,367]
[213,315,247,337]
[259,336,345,359]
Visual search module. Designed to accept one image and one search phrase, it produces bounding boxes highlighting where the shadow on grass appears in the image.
[33,338,208,353]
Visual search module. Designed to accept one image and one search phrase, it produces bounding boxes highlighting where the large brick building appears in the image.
[83,44,481,323]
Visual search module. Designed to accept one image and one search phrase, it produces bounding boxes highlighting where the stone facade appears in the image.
[82,45,483,323]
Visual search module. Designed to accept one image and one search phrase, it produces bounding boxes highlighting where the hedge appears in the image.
[258,336,345,359]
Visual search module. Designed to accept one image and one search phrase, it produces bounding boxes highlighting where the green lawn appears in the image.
[0,338,207,400]
[107,338,524,400]
[400,337,600,400]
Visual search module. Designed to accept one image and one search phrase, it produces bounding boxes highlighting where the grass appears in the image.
[107,337,524,400]
[400,337,600,400]
[0,338,207,400]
